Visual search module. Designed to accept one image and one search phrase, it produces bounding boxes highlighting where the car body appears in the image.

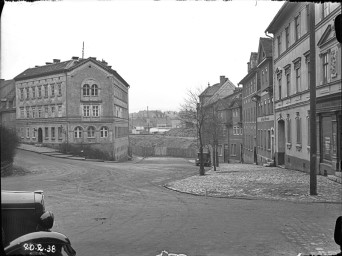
[195,152,211,167]
[1,190,76,255]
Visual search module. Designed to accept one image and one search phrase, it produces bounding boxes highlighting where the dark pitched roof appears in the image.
[0,79,15,101]
[259,37,273,58]
[13,57,130,88]
[204,78,236,107]
[199,83,223,98]
[14,60,74,81]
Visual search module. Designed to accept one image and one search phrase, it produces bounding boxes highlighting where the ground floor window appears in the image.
[100,126,108,138]
[51,127,55,139]
[87,126,95,138]
[230,144,236,156]
[74,126,83,138]
[45,127,49,139]
[58,127,63,140]
[322,116,332,161]
[26,128,30,138]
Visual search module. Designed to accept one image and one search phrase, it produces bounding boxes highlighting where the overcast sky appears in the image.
[1,0,284,113]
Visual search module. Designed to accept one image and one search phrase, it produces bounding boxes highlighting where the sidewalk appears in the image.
[17,143,143,163]
[165,163,342,203]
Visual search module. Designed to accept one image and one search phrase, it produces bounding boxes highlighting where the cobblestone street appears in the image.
[166,164,342,203]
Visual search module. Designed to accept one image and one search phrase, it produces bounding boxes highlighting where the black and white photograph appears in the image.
[1,1,341,255]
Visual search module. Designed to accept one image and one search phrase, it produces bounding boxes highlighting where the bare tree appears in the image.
[179,88,208,176]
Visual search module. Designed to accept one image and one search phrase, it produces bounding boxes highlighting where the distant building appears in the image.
[14,57,130,161]
[0,79,16,130]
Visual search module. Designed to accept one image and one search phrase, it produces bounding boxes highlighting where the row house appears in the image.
[265,2,341,174]
[0,79,16,130]
[201,76,243,163]
[238,52,258,164]
[14,57,130,161]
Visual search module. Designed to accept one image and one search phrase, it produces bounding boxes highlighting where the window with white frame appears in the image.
[51,127,55,139]
[20,107,24,118]
[57,83,62,96]
[74,126,83,138]
[32,107,36,118]
[83,84,90,96]
[285,26,290,49]
[44,85,48,98]
[287,115,292,144]
[26,127,30,138]
[92,105,99,117]
[26,88,30,99]
[32,87,36,99]
[296,112,302,145]
[58,104,62,115]
[91,84,98,96]
[38,107,42,118]
[285,67,291,97]
[293,59,301,93]
[322,52,329,84]
[44,106,49,117]
[100,126,108,138]
[87,126,95,138]
[45,127,49,139]
[20,89,24,100]
[83,105,90,117]
[38,86,42,98]
[295,14,301,41]
[26,107,30,118]
[50,84,55,97]
[51,105,55,117]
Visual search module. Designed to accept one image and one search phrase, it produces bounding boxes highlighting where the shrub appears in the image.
[0,126,19,163]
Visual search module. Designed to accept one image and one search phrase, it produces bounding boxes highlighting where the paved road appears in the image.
[2,150,341,256]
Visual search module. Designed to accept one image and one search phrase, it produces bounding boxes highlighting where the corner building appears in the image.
[15,57,130,161]
[266,2,341,174]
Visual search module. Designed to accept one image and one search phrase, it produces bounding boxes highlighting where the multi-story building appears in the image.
[252,37,275,165]
[201,76,242,163]
[14,57,130,161]
[0,79,16,130]
[239,52,258,164]
[265,2,341,174]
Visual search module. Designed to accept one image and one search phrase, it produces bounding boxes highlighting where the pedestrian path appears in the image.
[165,163,342,203]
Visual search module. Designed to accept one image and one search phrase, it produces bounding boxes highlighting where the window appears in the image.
[45,127,49,139]
[296,113,301,144]
[58,127,63,140]
[20,127,24,138]
[38,86,42,98]
[57,83,62,96]
[20,107,24,118]
[26,88,30,99]
[277,35,281,56]
[26,107,30,118]
[91,84,98,96]
[265,67,268,83]
[51,127,55,139]
[293,58,301,93]
[32,107,36,118]
[87,126,95,138]
[74,126,83,138]
[267,130,271,150]
[83,105,90,117]
[51,105,55,116]
[100,126,108,138]
[307,59,310,89]
[26,127,30,138]
[58,105,62,115]
[285,26,290,49]
[32,87,36,99]
[44,106,49,117]
[230,144,236,156]
[20,89,24,100]
[44,85,48,98]
[322,52,329,84]
[50,84,55,97]
[295,15,301,41]
[92,105,99,117]
[287,116,292,144]
[285,68,291,97]
[38,107,42,118]
[83,84,90,96]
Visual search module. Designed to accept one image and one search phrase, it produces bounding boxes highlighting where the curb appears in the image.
[163,185,342,204]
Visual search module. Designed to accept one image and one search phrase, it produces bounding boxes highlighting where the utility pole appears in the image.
[309,3,317,195]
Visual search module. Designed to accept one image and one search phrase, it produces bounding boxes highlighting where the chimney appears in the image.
[247,62,251,73]
[53,59,60,63]
[72,56,79,60]
[101,60,108,65]
[90,57,97,60]
[220,76,226,85]
[250,52,258,70]
[108,66,112,69]
[46,62,52,65]
[35,65,40,68]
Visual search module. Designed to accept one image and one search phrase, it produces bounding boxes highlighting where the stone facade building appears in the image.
[14,57,130,161]
[0,79,16,130]
[253,37,275,166]
[265,2,341,174]
[239,52,258,164]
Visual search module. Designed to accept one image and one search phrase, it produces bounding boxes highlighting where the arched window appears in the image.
[91,84,98,96]
[100,126,108,138]
[74,126,83,138]
[87,126,95,138]
[83,84,90,96]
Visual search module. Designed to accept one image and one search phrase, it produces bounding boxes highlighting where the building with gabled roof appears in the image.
[14,56,130,161]
[0,79,16,130]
